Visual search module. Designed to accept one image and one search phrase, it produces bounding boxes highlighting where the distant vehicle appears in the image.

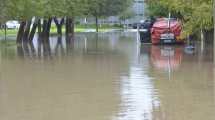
[151,18,183,44]
[139,19,155,43]
[132,23,140,29]
[6,20,20,29]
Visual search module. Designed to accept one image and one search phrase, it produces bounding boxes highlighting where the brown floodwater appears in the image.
[0,32,214,120]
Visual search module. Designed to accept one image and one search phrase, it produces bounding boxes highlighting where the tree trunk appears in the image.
[65,17,74,37]
[29,19,39,42]
[17,21,26,44]
[54,17,64,36]
[66,17,71,35]
[42,19,47,34]
[38,19,42,35]
[23,20,32,42]
[65,17,75,52]
[41,18,52,56]
[71,18,74,36]
[42,19,48,44]
[42,18,52,38]
[47,18,52,37]
[95,16,99,32]
[200,28,205,53]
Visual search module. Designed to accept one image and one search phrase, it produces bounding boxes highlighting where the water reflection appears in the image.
[115,44,160,120]
[149,43,214,120]
[0,33,131,120]
[15,33,131,59]
[151,46,183,71]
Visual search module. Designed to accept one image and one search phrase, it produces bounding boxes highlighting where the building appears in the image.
[131,0,145,23]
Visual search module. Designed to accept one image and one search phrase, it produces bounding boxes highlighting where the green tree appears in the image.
[0,0,8,25]
[145,0,168,17]
[0,0,133,43]
[86,0,132,32]
[119,8,135,23]
[5,0,42,43]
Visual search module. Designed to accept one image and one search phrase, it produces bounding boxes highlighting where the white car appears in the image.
[6,20,20,29]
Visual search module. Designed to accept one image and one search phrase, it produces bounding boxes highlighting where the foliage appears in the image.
[1,0,132,21]
[145,0,214,35]
[119,8,135,21]
[85,0,132,18]
[6,0,41,20]
[145,0,168,17]
[0,0,8,23]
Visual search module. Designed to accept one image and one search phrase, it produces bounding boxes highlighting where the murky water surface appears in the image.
[0,32,214,120]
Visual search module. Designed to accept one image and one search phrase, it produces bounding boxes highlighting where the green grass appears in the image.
[0,29,18,36]
[0,24,123,37]
[75,24,123,29]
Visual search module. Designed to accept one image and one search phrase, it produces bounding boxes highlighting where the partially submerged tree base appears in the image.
[15,17,74,45]
[54,17,65,36]
[16,21,26,44]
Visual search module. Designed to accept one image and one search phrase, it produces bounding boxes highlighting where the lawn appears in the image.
[0,24,123,37]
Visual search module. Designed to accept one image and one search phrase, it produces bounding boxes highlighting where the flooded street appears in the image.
[0,32,214,120]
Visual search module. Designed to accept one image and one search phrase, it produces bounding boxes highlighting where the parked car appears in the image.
[139,19,155,43]
[132,23,140,29]
[6,20,20,29]
[151,18,183,44]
